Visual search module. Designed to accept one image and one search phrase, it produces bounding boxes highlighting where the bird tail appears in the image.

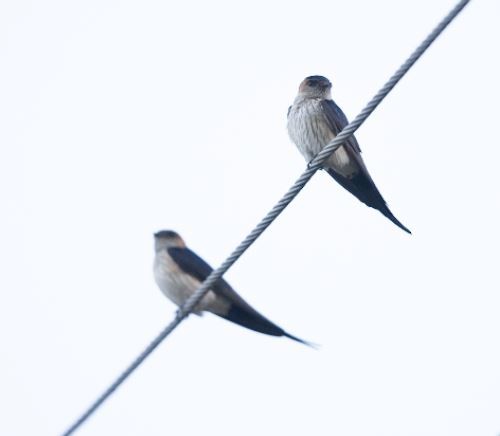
[326,168,411,234]
[216,305,315,347]
[283,332,319,349]
[377,204,412,234]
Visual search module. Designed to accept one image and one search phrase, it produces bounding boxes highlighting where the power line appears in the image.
[61,1,470,434]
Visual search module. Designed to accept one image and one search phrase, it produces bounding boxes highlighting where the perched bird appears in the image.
[153,230,311,346]
[287,75,411,234]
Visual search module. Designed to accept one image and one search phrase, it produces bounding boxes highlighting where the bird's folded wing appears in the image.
[320,99,362,153]
[167,247,267,318]
[321,99,381,186]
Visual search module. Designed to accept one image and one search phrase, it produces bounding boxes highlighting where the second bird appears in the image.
[153,230,311,346]
[287,75,411,234]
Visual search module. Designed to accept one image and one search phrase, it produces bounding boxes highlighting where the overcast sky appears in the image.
[2,0,499,435]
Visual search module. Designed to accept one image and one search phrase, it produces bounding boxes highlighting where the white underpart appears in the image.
[287,97,356,178]
[153,250,229,315]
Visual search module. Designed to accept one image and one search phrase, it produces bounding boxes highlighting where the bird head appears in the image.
[154,230,186,251]
[298,75,332,98]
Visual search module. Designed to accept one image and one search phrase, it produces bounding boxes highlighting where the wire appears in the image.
[61,1,470,434]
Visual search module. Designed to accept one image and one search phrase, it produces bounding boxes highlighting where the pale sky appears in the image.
[1,0,500,435]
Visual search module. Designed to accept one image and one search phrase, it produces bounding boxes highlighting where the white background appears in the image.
[1,0,499,435]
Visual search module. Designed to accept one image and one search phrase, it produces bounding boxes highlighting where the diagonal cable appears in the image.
[61,0,470,434]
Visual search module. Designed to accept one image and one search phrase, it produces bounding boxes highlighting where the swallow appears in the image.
[287,75,411,234]
[153,230,312,346]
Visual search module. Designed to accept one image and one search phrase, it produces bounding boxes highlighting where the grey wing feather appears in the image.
[320,101,411,233]
[320,99,362,153]
[167,248,314,345]
[167,247,267,317]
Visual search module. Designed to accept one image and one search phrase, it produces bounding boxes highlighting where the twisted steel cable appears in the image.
[61,1,470,434]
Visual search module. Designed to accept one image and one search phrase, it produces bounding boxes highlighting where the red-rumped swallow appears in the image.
[153,230,312,346]
[287,75,411,234]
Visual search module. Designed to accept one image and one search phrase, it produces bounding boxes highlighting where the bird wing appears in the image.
[320,99,411,233]
[167,246,313,344]
[167,247,267,317]
[320,99,379,191]
[320,99,362,153]
[321,100,385,193]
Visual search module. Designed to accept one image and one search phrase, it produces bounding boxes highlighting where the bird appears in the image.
[153,230,312,346]
[287,75,411,234]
